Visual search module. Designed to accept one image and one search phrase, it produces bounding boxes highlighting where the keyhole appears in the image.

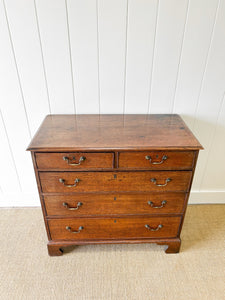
[156,155,158,158]
[114,197,117,201]
[114,220,116,223]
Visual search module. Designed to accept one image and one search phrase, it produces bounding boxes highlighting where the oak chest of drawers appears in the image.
[27,114,203,256]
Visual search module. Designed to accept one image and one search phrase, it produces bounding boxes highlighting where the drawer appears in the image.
[119,151,195,170]
[40,171,192,193]
[48,216,181,240]
[44,193,186,216]
[35,152,114,170]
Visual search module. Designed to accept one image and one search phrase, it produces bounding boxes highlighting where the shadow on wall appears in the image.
[181,114,225,191]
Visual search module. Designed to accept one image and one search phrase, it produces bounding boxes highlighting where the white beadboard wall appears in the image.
[0,0,225,207]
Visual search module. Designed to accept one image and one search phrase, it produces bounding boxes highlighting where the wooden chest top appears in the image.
[27,114,203,151]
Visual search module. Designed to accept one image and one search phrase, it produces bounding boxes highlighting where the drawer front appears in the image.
[35,152,114,170]
[40,171,192,193]
[119,151,195,170]
[44,193,186,216]
[48,216,181,240]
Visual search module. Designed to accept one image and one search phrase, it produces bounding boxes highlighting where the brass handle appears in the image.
[145,155,168,164]
[59,178,80,187]
[63,202,83,210]
[66,226,84,233]
[151,178,171,187]
[148,200,167,208]
[63,156,86,166]
[145,224,163,231]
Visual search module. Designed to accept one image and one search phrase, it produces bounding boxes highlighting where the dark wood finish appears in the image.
[47,237,181,256]
[27,114,203,151]
[35,152,114,170]
[39,171,192,193]
[157,238,181,253]
[177,151,199,237]
[27,114,203,256]
[31,152,51,240]
[44,193,187,216]
[118,151,195,170]
[47,244,63,256]
[48,216,181,240]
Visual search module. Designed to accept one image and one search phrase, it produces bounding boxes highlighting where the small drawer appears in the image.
[40,171,192,193]
[48,216,181,240]
[35,152,114,170]
[44,193,186,216]
[118,151,195,170]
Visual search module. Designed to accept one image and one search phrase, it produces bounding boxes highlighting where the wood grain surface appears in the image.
[48,216,181,240]
[27,114,203,151]
[39,171,192,193]
[35,152,114,169]
[118,151,195,169]
[27,114,202,255]
[44,193,187,216]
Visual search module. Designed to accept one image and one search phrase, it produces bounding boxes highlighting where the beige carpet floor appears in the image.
[0,205,224,300]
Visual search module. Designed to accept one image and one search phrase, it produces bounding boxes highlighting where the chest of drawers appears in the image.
[27,114,203,256]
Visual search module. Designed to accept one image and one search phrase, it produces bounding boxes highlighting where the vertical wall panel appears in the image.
[201,95,225,190]
[4,0,50,137]
[148,0,188,113]
[67,0,99,113]
[173,0,219,130]
[1,0,225,205]
[192,0,225,190]
[0,187,3,202]
[35,0,75,113]
[124,0,158,113]
[0,0,37,195]
[98,0,128,113]
[0,111,21,196]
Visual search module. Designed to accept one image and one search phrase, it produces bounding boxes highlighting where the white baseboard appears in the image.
[0,191,225,207]
[0,193,40,207]
[188,191,225,204]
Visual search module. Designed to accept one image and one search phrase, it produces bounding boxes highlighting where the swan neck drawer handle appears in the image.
[147,200,167,208]
[63,202,83,210]
[66,226,84,233]
[63,156,86,166]
[145,155,168,164]
[145,224,163,231]
[150,178,171,187]
[59,178,80,187]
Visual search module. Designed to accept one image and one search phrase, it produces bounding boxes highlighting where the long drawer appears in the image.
[118,151,195,170]
[48,216,181,240]
[35,152,114,170]
[40,171,192,193]
[44,193,186,216]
